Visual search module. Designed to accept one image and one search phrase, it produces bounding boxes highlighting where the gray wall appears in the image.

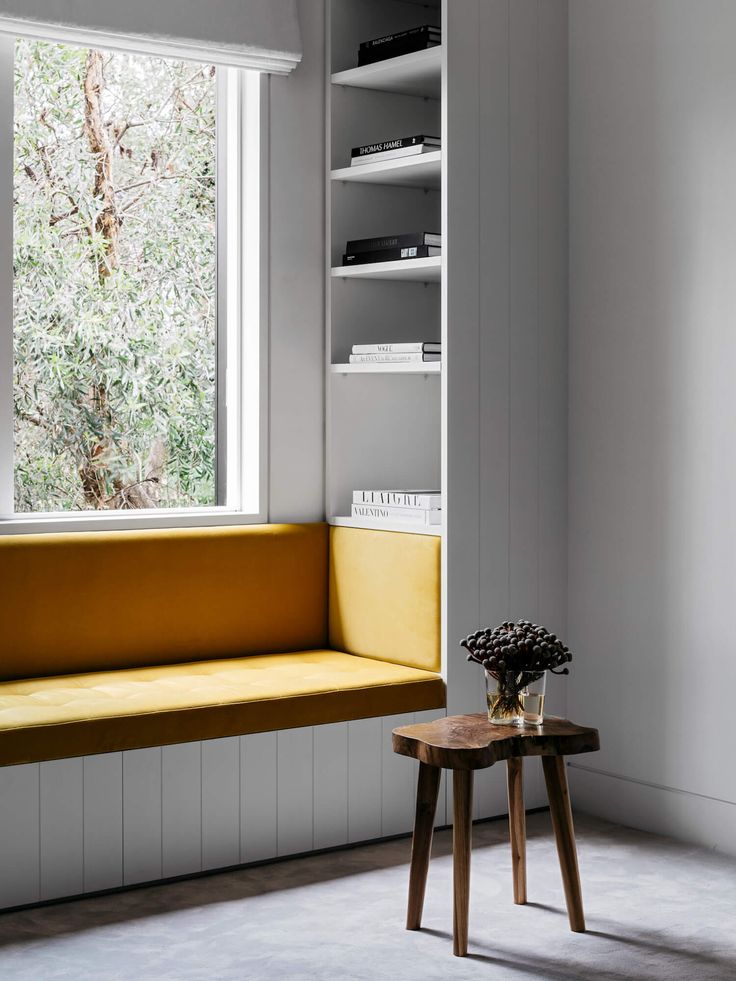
[568,0,736,854]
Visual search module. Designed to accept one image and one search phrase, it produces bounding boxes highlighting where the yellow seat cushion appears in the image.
[0,523,329,680]
[329,526,441,673]
[0,650,445,765]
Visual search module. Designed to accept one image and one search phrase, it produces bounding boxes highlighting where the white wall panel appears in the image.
[569,0,736,851]
[123,747,162,885]
[39,758,83,900]
[347,716,382,843]
[313,722,348,850]
[83,753,123,893]
[0,764,39,908]
[277,727,314,855]
[241,731,278,862]
[381,714,416,836]
[202,737,240,871]
[162,742,202,879]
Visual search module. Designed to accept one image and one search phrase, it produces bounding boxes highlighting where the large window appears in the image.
[1,35,262,523]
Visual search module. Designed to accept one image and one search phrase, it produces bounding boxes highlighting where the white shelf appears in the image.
[331,47,441,99]
[331,152,441,190]
[331,361,440,375]
[329,516,442,537]
[331,256,441,283]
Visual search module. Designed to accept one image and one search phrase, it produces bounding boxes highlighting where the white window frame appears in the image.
[0,32,268,533]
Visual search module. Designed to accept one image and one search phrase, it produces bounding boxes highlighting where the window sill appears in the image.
[0,508,267,536]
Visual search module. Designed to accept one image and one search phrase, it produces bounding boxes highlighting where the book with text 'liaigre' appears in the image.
[353,490,442,509]
[346,231,441,253]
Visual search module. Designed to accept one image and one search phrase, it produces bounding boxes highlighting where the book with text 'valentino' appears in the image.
[351,135,440,161]
[352,342,440,354]
[349,352,441,364]
[358,26,440,67]
[343,245,440,266]
[354,490,442,509]
[351,503,442,526]
[346,231,441,253]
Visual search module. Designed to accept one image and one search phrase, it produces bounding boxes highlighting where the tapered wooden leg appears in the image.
[452,769,473,957]
[406,763,442,930]
[542,755,585,932]
[507,757,527,905]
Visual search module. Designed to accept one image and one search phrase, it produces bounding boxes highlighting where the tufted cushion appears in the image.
[0,649,445,765]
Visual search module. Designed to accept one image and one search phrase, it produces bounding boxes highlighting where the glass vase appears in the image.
[485,670,547,726]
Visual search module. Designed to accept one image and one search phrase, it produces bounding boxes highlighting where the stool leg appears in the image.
[406,762,441,930]
[542,755,585,932]
[506,757,527,904]
[452,769,474,957]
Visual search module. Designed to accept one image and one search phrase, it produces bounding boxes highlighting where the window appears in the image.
[0,34,263,524]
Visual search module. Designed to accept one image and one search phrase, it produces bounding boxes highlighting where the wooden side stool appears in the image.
[392,714,600,957]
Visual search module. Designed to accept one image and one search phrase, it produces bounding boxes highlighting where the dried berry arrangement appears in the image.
[461,620,573,724]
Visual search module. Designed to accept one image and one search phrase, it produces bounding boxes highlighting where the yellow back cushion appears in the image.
[329,526,441,673]
[0,523,328,680]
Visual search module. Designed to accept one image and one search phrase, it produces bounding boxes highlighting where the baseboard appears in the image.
[568,762,736,857]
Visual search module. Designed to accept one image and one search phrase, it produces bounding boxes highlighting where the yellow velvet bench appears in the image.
[0,523,444,766]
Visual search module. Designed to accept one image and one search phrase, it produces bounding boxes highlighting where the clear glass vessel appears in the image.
[485,670,547,726]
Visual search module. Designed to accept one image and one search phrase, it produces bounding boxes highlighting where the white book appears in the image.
[352,342,441,354]
[350,143,440,167]
[349,352,441,364]
[351,503,441,525]
[353,490,442,509]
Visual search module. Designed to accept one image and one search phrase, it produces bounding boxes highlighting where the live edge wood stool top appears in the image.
[392,713,600,769]
[392,714,600,958]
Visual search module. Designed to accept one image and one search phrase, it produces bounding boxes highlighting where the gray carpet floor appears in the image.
[0,812,734,980]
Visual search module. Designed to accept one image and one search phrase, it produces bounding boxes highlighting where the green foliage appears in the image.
[13,39,217,511]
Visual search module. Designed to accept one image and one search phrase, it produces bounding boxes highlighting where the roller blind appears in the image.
[0,0,302,73]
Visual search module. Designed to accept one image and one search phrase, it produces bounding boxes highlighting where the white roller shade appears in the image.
[0,0,302,73]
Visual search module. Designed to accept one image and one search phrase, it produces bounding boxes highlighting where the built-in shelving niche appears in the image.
[327,0,442,535]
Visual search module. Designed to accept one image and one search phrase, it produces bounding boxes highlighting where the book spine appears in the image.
[343,245,439,265]
[359,26,440,50]
[349,353,439,363]
[351,135,438,159]
[346,232,439,253]
[357,34,440,67]
[352,343,439,354]
[353,491,442,509]
[351,504,441,525]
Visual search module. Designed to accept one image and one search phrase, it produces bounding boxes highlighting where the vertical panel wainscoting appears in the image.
[0,763,40,908]
[202,737,240,871]
[0,710,449,911]
[39,758,84,901]
[83,753,123,893]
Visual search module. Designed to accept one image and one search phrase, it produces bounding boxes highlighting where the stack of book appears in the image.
[357,26,441,67]
[349,342,440,366]
[351,490,442,529]
[343,231,441,267]
[350,134,440,168]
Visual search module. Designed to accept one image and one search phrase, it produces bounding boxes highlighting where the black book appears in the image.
[351,135,440,160]
[358,27,441,67]
[343,245,441,266]
[346,232,441,253]
[359,26,440,50]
